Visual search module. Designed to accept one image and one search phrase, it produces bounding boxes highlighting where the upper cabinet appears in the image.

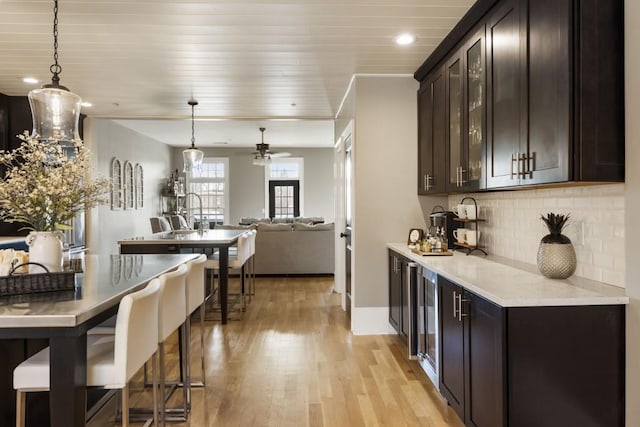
[485,0,526,188]
[416,0,624,194]
[418,67,447,194]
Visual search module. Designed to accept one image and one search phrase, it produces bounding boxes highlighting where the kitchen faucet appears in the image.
[184,192,205,234]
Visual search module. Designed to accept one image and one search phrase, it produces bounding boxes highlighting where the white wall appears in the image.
[170,146,334,224]
[339,75,446,334]
[84,118,173,254]
[624,1,640,425]
[449,184,625,287]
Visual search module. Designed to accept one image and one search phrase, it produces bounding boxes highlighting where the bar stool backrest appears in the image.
[186,254,207,315]
[114,278,161,387]
[157,264,188,343]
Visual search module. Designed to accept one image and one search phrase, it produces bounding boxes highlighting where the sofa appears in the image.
[216,220,335,275]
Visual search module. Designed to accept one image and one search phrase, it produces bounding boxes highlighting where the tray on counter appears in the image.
[0,262,75,297]
[411,248,454,256]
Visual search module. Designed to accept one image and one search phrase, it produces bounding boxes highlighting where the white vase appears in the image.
[25,231,64,273]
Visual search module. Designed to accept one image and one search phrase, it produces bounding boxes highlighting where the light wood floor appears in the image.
[90,276,463,427]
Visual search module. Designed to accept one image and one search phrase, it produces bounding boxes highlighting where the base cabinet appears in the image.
[438,275,624,427]
[388,250,418,349]
[389,251,403,334]
[439,276,504,425]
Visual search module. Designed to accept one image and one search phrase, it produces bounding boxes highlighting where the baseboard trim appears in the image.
[351,306,397,335]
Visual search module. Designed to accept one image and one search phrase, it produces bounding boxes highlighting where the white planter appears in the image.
[25,231,64,273]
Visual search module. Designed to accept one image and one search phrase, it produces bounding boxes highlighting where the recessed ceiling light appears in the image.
[22,77,39,84]
[81,102,93,108]
[395,33,416,46]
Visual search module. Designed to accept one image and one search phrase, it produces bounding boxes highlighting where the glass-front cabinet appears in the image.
[446,26,486,192]
[447,56,463,191]
[466,29,485,187]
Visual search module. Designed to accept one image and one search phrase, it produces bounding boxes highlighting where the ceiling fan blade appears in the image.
[270,152,291,158]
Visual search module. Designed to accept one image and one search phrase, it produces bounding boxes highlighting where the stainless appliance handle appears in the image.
[406,262,418,359]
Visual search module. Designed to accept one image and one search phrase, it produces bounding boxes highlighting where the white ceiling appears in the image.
[0,0,474,147]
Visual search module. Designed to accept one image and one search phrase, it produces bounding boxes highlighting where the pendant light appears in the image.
[182,100,204,173]
[28,0,82,145]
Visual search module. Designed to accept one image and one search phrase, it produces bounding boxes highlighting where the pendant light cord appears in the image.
[191,102,196,148]
[188,99,199,149]
[50,0,62,85]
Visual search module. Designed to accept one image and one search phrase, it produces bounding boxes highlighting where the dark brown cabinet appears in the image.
[447,26,486,193]
[418,67,446,194]
[0,94,8,152]
[439,276,504,426]
[438,274,624,427]
[416,0,624,193]
[487,0,624,188]
[485,0,525,188]
[388,249,417,345]
[388,250,403,335]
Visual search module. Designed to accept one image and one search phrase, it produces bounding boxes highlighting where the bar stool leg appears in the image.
[15,390,25,427]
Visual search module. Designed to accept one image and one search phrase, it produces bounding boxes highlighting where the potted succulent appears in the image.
[537,213,577,279]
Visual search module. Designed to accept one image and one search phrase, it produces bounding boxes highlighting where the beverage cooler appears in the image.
[417,267,439,388]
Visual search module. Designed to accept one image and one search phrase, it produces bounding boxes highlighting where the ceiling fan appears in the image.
[252,127,291,165]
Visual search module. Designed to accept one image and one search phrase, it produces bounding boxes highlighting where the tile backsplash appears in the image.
[447,184,625,287]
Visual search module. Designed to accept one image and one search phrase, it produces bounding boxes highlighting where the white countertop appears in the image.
[387,243,629,307]
[0,253,198,328]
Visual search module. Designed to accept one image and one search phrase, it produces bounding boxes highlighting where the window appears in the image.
[187,158,229,224]
[265,158,303,218]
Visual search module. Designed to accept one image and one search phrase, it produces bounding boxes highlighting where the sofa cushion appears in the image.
[294,216,324,224]
[239,217,271,225]
[292,222,335,231]
[216,224,255,230]
[272,217,294,224]
[257,223,293,232]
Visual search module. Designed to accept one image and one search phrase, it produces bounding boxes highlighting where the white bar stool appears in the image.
[183,254,208,401]
[13,279,162,427]
[205,232,251,318]
[155,264,189,425]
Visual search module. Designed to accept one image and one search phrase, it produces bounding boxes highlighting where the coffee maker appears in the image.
[429,206,458,249]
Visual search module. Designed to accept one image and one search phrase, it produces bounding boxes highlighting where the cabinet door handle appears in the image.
[510,152,519,179]
[523,151,535,179]
[393,256,397,273]
[458,295,470,322]
[460,168,467,185]
[426,174,433,191]
[453,290,459,319]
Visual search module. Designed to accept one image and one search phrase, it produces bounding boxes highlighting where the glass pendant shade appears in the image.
[183,147,204,173]
[182,99,203,173]
[29,87,82,145]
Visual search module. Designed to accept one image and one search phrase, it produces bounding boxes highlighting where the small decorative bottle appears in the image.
[422,231,431,252]
[434,227,443,253]
[441,228,448,252]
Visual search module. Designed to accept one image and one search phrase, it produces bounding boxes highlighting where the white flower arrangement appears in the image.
[0,132,110,232]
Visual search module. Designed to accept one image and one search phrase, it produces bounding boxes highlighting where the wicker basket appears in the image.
[0,262,75,297]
